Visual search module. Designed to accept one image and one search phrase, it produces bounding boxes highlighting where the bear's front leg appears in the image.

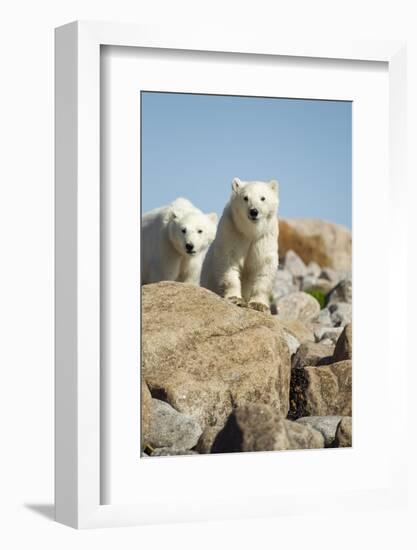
[247,257,276,313]
[222,266,246,307]
[178,256,202,285]
[155,260,181,283]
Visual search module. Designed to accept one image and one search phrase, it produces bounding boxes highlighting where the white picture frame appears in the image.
[55,21,407,529]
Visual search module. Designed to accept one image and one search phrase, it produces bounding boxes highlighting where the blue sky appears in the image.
[141,92,352,228]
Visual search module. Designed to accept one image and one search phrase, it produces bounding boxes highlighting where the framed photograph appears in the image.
[55,21,407,528]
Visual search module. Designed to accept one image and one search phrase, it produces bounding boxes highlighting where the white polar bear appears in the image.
[141,197,218,285]
[201,177,279,312]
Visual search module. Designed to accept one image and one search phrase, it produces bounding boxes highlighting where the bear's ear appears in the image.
[231,177,243,194]
[268,179,279,193]
[169,208,178,221]
[207,212,218,225]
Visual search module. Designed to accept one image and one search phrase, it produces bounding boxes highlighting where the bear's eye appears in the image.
[181,228,186,234]
[261,196,265,201]
[198,229,203,234]
[243,196,248,202]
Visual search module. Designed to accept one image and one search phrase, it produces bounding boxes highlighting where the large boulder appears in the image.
[278,218,352,271]
[277,291,320,322]
[212,404,324,453]
[142,282,291,442]
[289,360,352,419]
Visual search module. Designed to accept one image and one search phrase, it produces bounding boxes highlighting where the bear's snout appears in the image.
[249,208,259,220]
[185,243,195,254]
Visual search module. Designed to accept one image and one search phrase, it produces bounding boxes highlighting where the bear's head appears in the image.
[230,177,279,235]
[168,207,218,258]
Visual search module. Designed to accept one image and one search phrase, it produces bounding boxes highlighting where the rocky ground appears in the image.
[141,219,352,457]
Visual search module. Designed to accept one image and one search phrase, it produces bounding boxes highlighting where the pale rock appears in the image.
[329,302,352,327]
[147,399,202,451]
[277,291,320,322]
[314,325,344,344]
[284,250,307,278]
[306,261,322,278]
[296,415,342,447]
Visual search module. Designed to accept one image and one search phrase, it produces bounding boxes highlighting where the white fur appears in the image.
[201,178,279,308]
[142,197,218,285]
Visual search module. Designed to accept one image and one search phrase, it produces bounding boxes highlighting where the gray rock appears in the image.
[296,416,342,447]
[320,338,334,346]
[301,274,318,291]
[306,261,322,278]
[150,447,199,457]
[277,291,320,322]
[284,250,307,278]
[292,341,335,369]
[338,270,352,282]
[320,267,340,286]
[329,302,352,327]
[312,308,333,327]
[314,325,344,344]
[327,278,352,305]
[282,330,300,357]
[275,267,294,283]
[148,399,203,451]
[271,268,298,301]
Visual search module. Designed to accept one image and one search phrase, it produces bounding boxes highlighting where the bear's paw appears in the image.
[248,301,270,313]
[227,296,247,308]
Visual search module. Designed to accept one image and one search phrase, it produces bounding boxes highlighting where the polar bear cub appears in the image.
[201,177,279,312]
[142,197,218,285]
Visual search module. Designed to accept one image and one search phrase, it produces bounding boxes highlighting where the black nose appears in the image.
[249,208,258,218]
[186,243,194,252]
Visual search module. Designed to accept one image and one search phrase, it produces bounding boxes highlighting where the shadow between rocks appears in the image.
[211,413,243,453]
